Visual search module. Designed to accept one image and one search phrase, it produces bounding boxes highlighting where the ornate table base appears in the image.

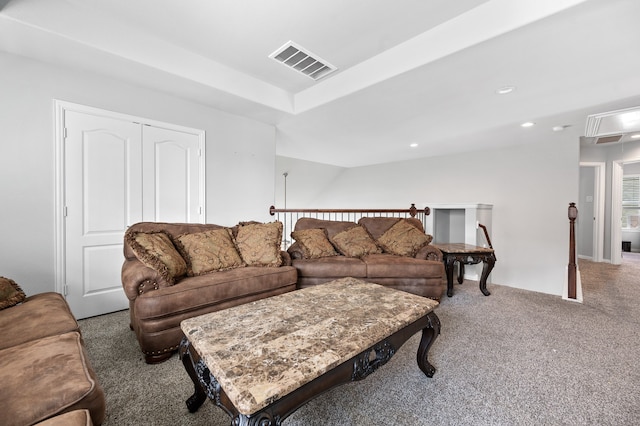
[179,311,440,425]
[433,243,496,297]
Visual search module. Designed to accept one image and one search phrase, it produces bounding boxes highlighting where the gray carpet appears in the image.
[79,260,640,425]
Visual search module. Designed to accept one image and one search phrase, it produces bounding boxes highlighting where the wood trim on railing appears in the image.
[567,202,578,299]
[269,203,430,217]
[477,223,493,249]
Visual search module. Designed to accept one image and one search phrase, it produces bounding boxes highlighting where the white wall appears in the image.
[0,51,276,295]
[277,131,580,296]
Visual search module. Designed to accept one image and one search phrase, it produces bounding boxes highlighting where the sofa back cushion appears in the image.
[176,228,245,275]
[235,221,284,267]
[376,219,432,257]
[125,231,187,285]
[0,276,26,310]
[293,217,356,240]
[358,217,424,239]
[330,225,382,258]
[290,228,339,259]
[124,222,228,260]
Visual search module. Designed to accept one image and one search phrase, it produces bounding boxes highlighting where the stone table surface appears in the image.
[180,277,439,415]
[432,243,494,253]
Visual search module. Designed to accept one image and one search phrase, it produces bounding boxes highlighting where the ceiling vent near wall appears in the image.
[594,134,624,144]
[269,41,337,81]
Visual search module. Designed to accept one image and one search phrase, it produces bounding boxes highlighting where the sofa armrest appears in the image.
[121,259,171,300]
[280,250,292,266]
[415,244,443,262]
[287,242,305,260]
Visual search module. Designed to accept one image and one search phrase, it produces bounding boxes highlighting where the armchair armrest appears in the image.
[121,259,172,300]
[415,244,443,262]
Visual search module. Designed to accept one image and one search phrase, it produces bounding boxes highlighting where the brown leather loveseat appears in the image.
[287,217,445,300]
[122,221,297,363]
[0,277,105,426]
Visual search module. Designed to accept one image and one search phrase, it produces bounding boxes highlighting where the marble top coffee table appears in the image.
[179,277,441,425]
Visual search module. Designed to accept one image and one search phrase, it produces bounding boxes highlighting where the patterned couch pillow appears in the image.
[235,221,283,267]
[291,228,338,259]
[126,231,188,285]
[176,228,245,276]
[0,276,26,310]
[376,219,432,257]
[330,225,382,258]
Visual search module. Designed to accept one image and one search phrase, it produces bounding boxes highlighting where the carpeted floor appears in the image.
[79,260,640,425]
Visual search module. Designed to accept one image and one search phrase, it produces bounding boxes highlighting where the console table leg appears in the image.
[179,338,207,413]
[416,312,441,378]
[457,263,465,284]
[478,255,496,296]
[445,256,456,297]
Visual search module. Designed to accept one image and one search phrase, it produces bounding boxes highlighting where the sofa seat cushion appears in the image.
[0,292,79,350]
[134,266,298,320]
[0,332,105,426]
[292,256,367,278]
[362,254,444,278]
[34,410,93,426]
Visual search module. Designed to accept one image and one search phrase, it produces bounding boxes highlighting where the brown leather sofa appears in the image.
[0,278,105,426]
[122,222,297,363]
[288,217,446,300]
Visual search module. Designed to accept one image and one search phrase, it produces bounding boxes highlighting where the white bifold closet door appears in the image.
[61,107,204,319]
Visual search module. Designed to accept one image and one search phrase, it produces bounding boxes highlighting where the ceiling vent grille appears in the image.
[594,134,623,144]
[269,41,337,81]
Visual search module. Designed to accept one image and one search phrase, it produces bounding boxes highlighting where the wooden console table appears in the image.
[432,243,496,297]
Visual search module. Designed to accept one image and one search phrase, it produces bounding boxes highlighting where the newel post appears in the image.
[567,202,578,299]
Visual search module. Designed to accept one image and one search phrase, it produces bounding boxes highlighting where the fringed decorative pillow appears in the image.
[176,228,245,276]
[125,231,188,285]
[330,226,382,258]
[291,228,338,259]
[376,219,432,257]
[235,221,283,267]
[0,276,27,310]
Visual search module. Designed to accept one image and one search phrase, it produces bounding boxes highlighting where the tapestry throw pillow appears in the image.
[330,225,382,258]
[235,221,283,267]
[291,228,339,259]
[126,231,188,285]
[176,228,245,276]
[0,276,26,310]
[376,219,432,257]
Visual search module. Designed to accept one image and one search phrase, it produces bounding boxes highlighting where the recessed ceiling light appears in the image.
[631,134,640,139]
[521,122,535,128]
[410,143,419,148]
[495,86,516,95]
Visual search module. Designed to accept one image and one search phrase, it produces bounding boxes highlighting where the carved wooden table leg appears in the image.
[179,337,207,413]
[444,255,457,297]
[457,262,465,284]
[478,253,496,296]
[416,311,441,377]
[435,244,496,297]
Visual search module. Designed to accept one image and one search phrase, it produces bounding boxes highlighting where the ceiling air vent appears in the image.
[269,41,337,81]
[594,134,623,144]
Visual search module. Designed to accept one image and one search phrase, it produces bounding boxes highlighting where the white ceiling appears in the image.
[2,0,640,167]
